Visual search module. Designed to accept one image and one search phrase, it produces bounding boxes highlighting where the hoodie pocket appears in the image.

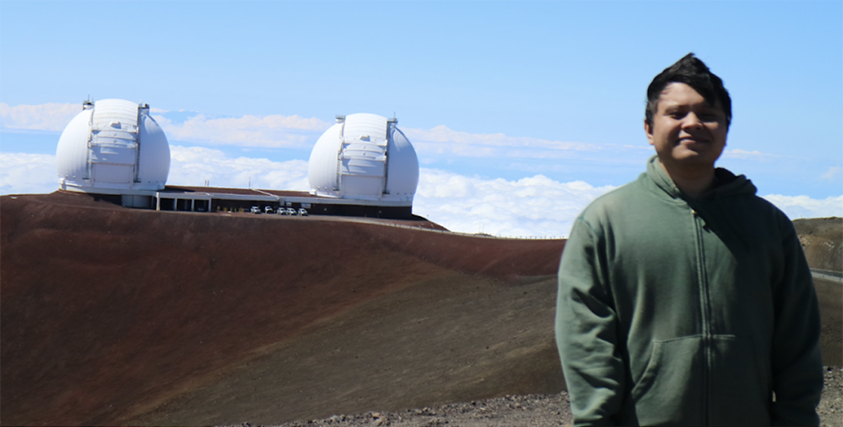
[630,336,705,426]
[709,335,771,426]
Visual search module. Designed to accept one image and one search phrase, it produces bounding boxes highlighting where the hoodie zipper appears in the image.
[692,207,712,426]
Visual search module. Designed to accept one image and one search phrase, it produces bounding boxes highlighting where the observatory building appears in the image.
[56,105,420,219]
[56,99,170,208]
[306,113,419,216]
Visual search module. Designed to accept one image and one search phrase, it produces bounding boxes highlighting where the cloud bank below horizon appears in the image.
[2,148,839,237]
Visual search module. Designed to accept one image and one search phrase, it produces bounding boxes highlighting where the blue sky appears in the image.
[1,1,841,236]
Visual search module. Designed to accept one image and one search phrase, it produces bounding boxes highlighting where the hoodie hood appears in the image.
[645,155,757,201]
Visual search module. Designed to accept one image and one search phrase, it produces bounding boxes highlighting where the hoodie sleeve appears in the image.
[556,217,624,426]
[769,217,823,426]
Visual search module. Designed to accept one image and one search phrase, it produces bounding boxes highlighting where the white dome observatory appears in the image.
[308,113,419,205]
[56,99,170,194]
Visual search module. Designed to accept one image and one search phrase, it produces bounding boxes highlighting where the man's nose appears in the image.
[681,112,704,130]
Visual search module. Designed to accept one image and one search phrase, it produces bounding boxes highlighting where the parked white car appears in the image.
[298,208,308,216]
[250,206,261,214]
[286,207,297,215]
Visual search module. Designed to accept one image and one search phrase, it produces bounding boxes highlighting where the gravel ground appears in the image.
[242,366,842,427]
[819,366,843,427]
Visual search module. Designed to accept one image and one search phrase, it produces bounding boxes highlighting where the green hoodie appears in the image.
[555,156,823,426]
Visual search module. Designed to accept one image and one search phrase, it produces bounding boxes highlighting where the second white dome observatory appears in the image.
[308,113,419,206]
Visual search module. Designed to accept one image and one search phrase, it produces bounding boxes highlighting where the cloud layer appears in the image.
[155,115,332,148]
[404,125,602,160]
[0,152,58,195]
[761,194,843,221]
[3,148,839,237]
[0,103,82,132]
[168,146,310,191]
[2,102,792,166]
[414,169,613,237]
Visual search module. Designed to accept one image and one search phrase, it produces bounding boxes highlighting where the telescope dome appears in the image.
[308,113,419,204]
[56,99,170,192]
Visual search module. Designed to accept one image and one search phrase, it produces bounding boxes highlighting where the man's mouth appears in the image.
[679,137,708,144]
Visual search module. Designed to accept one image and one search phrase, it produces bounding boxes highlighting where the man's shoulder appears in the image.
[577,174,651,221]
[727,191,797,234]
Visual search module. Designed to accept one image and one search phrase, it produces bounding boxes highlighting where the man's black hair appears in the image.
[645,53,732,129]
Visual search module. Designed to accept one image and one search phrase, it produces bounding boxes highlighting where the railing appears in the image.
[151,202,566,240]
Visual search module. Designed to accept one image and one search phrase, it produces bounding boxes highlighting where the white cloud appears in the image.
[156,114,332,148]
[161,115,599,157]
[0,152,58,195]
[722,149,779,160]
[412,169,616,237]
[821,166,841,180]
[168,145,310,191]
[0,103,647,168]
[623,144,653,150]
[406,125,598,150]
[405,125,600,160]
[0,102,80,132]
[761,194,843,220]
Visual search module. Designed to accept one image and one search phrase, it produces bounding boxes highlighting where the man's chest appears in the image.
[599,200,781,332]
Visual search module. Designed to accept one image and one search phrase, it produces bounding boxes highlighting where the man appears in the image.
[555,54,823,426]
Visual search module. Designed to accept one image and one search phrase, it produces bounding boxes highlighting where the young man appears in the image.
[555,54,823,426]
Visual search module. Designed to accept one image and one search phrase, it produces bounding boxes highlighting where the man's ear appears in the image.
[644,121,654,146]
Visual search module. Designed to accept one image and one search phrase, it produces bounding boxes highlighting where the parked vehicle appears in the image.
[286,207,297,215]
[264,206,274,214]
[298,208,308,216]
[250,206,261,214]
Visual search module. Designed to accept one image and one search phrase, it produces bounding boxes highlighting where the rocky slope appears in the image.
[795,217,842,273]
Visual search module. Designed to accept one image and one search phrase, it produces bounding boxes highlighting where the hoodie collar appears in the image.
[647,155,683,199]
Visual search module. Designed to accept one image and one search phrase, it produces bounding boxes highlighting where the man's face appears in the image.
[645,82,728,172]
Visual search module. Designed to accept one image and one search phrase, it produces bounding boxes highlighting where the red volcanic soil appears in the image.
[1,192,565,425]
[3,192,839,426]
